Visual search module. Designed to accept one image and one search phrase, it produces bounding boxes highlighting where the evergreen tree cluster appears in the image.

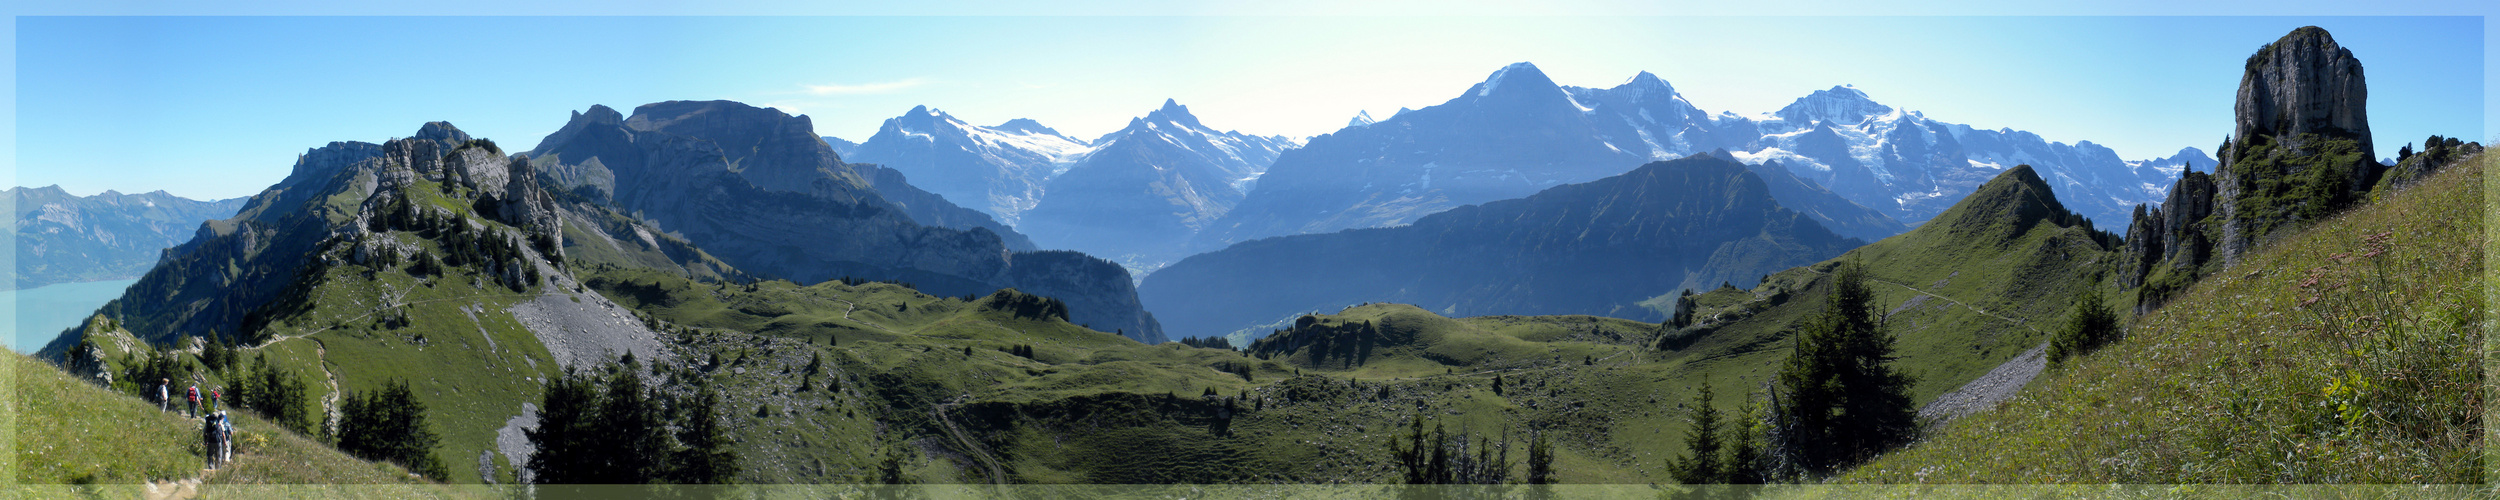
[836,276,918,290]
[366,197,541,292]
[199,331,239,373]
[1001,344,1037,360]
[1245,315,1384,369]
[1769,261,1918,477]
[1389,414,1513,485]
[238,354,319,436]
[977,289,1068,322]
[1669,381,1766,485]
[1175,336,1236,351]
[120,348,192,398]
[337,380,450,480]
[526,362,738,485]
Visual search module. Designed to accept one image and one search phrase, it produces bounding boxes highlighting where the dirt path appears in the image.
[1919,341,2048,422]
[1865,278,2042,334]
[312,338,342,434]
[1857,277,2053,424]
[829,298,896,333]
[142,477,202,500]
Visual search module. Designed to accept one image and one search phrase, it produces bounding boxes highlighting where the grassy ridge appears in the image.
[6,349,467,488]
[1840,153,2486,483]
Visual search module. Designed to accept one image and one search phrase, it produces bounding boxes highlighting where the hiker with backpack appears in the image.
[202,411,225,470]
[156,378,171,413]
[217,411,235,466]
[185,384,201,418]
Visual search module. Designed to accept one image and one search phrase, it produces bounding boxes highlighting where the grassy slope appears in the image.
[719,165,2121,486]
[1840,153,2486,483]
[6,349,468,488]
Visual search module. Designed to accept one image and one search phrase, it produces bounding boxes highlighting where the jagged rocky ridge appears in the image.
[531,102,1165,343]
[1142,153,1860,339]
[6,186,246,289]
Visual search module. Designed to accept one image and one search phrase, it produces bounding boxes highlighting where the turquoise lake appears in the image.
[4,278,139,354]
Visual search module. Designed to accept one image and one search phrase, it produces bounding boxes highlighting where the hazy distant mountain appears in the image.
[6,186,245,289]
[1192,63,1891,251]
[1018,99,1299,272]
[821,135,861,158]
[1729,85,2207,228]
[1143,153,1859,339]
[843,106,1091,226]
[1194,62,2195,253]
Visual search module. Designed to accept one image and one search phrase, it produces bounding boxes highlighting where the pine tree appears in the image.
[1771,260,1918,476]
[2047,287,2123,363]
[1671,381,1722,484]
[1721,398,1766,484]
[525,369,601,484]
[667,384,739,485]
[1525,429,1555,485]
[591,367,671,483]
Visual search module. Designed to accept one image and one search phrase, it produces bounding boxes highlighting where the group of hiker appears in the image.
[154,378,222,417]
[154,378,237,470]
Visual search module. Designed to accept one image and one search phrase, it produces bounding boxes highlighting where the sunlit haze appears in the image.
[11,15,2485,199]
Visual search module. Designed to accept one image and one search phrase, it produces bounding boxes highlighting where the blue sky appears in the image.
[5,12,2490,200]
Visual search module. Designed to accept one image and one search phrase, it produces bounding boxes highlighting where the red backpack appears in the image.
[187,386,200,402]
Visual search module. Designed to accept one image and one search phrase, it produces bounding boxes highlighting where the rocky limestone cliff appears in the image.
[2214,26,2380,268]
[66,123,574,348]
[604,101,1035,250]
[2233,26,2372,156]
[531,104,1164,343]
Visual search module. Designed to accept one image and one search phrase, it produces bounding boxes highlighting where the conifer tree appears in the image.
[668,384,739,485]
[2047,287,2123,363]
[1671,381,1722,484]
[1771,260,1917,476]
[1525,429,1555,485]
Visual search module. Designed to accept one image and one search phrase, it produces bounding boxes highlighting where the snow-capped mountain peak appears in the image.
[1348,110,1377,128]
[1773,85,1896,127]
[1468,62,1568,101]
[1620,71,1676,99]
[994,118,1076,142]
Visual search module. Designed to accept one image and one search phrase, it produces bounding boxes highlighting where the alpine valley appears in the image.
[21,25,2481,495]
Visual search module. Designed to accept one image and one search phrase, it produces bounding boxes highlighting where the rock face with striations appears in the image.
[531,103,1164,343]
[2126,26,2376,312]
[2213,26,2380,267]
[2233,26,2372,157]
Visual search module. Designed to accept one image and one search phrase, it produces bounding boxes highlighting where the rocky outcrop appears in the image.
[2214,26,2380,267]
[2233,26,2372,156]
[611,101,1035,250]
[69,122,585,347]
[532,103,1165,343]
